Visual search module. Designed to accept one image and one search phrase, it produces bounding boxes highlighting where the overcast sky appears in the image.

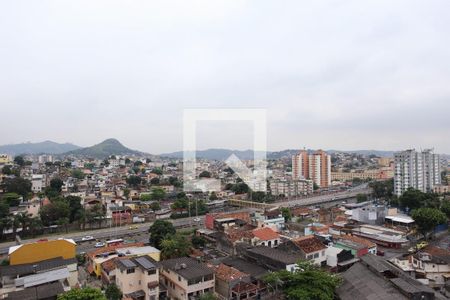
[0,0,449,154]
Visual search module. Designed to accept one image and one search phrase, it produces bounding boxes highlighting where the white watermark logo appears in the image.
[183,109,267,193]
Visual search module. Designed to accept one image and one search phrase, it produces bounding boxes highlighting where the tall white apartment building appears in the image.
[394,149,441,196]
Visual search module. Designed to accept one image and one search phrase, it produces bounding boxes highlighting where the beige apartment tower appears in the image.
[292,149,331,188]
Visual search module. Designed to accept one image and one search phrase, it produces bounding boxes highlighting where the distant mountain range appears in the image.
[0,141,81,155]
[64,138,145,158]
[161,148,401,160]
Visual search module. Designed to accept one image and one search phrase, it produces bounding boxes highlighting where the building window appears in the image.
[178,275,181,281]
[314,253,319,259]
[127,268,135,274]
[148,269,156,275]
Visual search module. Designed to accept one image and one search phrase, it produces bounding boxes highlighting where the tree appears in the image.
[58,287,106,300]
[2,178,31,200]
[441,200,450,220]
[140,194,152,201]
[126,175,142,187]
[151,187,166,200]
[199,292,217,300]
[232,182,249,194]
[90,204,106,228]
[281,207,292,222]
[14,212,32,235]
[150,177,160,185]
[123,188,130,199]
[150,201,161,211]
[313,183,319,191]
[191,235,206,249]
[356,193,368,203]
[39,200,70,226]
[151,168,163,175]
[199,171,211,178]
[105,283,122,300]
[370,179,393,199]
[1,165,12,175]
[263,261,341,300]
[14,156,25,166]
[50,178,64,193]
[209,192,218,201]
[0,201,11,239]
[399,188,440,211]
[71,169,85,179]
[134,160,143,167]
[66,196,83,223]
[2,193,22,207]
[160,233,191,259]
[412,207,447,240]
[149,220,176,248]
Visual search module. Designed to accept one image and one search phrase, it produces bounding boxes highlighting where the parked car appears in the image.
[81,235,94,242]
[376,250,385,256]
[128,225,139,230]
[94,242,105,248]
[193,217,201,222]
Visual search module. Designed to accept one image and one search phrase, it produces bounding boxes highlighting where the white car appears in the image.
[81,235,94,241]
[193,217,201,222]
[95,242,105,248]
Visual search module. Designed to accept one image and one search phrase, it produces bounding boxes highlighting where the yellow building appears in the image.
[88,244,161,278]
[0,154,12,164]
[9,239,76,265]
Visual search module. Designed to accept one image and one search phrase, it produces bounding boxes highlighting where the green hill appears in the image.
[65,138,144,158]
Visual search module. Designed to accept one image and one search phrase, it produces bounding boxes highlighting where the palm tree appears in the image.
[15,212,32,236]
[28,217,43,237]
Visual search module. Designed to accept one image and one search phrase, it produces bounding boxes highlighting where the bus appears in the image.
[105,238,124,247]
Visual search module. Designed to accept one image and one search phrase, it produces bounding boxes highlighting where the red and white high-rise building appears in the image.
[292,149,331,188]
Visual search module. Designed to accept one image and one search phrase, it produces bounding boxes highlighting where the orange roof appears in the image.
[252,227,279,241]
[213,263,248,282]
[293,235,326,253]
[42,198,51,206]
[100,258,118,272]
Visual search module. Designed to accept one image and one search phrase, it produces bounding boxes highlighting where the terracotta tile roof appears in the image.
[337,235,376,249]
[101,258,118,272]
[232,281,258,293]
[291,207,312,217]
[422,245,448,255]
[212,263,248,282]
[252,227,279,241]
[226,227,254,242]
[293,235,327,253]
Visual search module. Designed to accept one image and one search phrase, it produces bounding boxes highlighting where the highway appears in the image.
[0,216,205,255]
[276,186,371,208]
[0,185,371,255]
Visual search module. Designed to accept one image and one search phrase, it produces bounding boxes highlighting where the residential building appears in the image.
[351,224,408,248]
[278,235,327,266]
[268,178,313,197]
[159,257,215,300]
[243,246,302,272]
[394,149,441,196]
[337,255,437,300]
[31,174,46,193]
[116,256,162,300]
[251,227,280,248]
[210,263,254,300]
[391,247,450,289]
[0,257,78,300]
[333,235,377,257]
[0,154,12,165]
[292,150,331,188]
[8,239,76,266]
